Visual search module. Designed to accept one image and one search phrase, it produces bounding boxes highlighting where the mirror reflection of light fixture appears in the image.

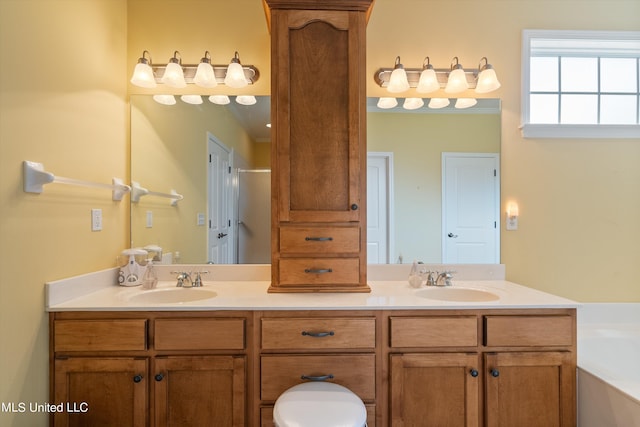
[506,201,519,230]
[377,97,398,109]
[387,56,410,93]
[236,95,257,105]
[445,57,469,94]
[428,98,450,109]
[130,51,157,88]
[403,97,424,110]
[455,98,478,109]
[152,94,176,105]
[193,51,217,88]
[161,51,187,88]
[180,94,203,105]
[475,57,501,93]
[416,57,440,94]
[224,51,248,88]
[209,95,230,105]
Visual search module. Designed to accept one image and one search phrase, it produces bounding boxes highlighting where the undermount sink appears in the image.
[415,287,500,302]
[127,287,217,304]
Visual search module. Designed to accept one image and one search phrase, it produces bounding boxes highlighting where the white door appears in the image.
[367,153,393,264]
[442,153,499,264]
[208,133,233,263]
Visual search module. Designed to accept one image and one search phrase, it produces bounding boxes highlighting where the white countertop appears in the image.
[46,265,578,312]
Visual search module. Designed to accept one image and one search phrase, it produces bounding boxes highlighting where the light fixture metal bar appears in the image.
[374,68,478,89]
[151,64,260,85]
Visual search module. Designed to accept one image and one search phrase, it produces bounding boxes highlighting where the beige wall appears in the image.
[1,0,639,425]
[0,0,128,425]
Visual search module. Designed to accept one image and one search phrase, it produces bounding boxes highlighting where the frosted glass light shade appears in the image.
[445,67,469,94]
[377,97,398,109]
[161,62,186,88]
[152,94,176,105]
[194,62,217,88]
[131,62,156,88]
[403,97,424,110]
[209,95,231,105]
[387,67,410,93]
[476,67,501,93]
[181,95,203,105]
[428,98,450,109]
[236,95,257,105]
[416,68,440,93]
[224,62,248,88]
[455,98,477,109]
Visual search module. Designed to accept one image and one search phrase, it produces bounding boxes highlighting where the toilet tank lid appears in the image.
[273,382,367,427]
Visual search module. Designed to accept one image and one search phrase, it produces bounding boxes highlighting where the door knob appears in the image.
[448,232,459,238]
[217,232,228,239]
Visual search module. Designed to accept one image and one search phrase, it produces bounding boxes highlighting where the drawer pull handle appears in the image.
[490,369,500,377]
[155,373,164,382]
[301,374,334,382]
[302,331,335,338]
[304,268,333,274]
[305,237,333,241]
[133,374,143,383]
[470,369,479,377]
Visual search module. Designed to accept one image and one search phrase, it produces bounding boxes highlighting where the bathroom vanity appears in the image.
[47,266,578,426]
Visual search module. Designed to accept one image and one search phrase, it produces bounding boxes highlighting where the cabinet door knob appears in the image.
[301,374,334,381]
[133,374,143,383]
[155,373,164,382]
[470,369,479,377]
[490,369,500,377]
[350,203,358,210]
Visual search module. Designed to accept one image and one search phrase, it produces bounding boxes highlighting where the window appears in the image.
[522,30,640,138]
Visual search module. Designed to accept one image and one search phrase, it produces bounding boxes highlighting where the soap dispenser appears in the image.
[142,258,158,289]
[408,260,423,288]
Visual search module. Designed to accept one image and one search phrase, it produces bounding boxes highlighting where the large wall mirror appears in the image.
[130,95,501,265]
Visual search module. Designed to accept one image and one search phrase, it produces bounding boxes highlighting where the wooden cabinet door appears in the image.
[53,357,148,427]
[484,351,576,427]
[271,8,366,224]
[153,355,245,427]
[390,353,480,427]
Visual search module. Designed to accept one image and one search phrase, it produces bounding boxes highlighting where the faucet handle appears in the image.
[193,271,209,287]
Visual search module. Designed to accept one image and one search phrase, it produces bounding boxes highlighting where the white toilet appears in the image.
[273,382,367,427]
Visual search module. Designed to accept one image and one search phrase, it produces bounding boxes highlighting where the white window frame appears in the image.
[521,29,640,139]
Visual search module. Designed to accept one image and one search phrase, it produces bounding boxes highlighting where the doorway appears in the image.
[207,132,233,263]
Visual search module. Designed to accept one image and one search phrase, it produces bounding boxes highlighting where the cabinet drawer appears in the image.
[484,315,574,347]
[262,317,375,350]
[54,319,147,352]
[280,226,360,254]
[261,354,375,401]
[390,316,478,348]
[279,258,359,285]
[154,318,245,351]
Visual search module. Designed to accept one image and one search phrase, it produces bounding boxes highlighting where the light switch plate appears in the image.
[146,211,153,228]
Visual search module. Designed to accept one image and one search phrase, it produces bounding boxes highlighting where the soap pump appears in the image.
[118,248,148,286]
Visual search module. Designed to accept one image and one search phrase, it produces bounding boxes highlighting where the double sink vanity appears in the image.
[47,264,578,426]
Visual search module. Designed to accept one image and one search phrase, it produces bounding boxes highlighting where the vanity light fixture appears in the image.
[193,51,218,88]
[454,98,478,109]
[224,51,249,88]
[130,51,157,88]
[475,57,501,93]
[129,50,260,88]
[236,95,257,105]
[403,97,424,110]
[180,94,203,105]
[387,56,411,93]
[428,98,450,109]
[161,51,187,88]
[373,56,501,94]
[376,97,398,109]
[416,57,440,94]
[209,95,231,105]
[506,201,519,231]
[445,57,469,94]
[152,94,176,105]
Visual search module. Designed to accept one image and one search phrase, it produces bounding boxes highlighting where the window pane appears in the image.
[560,94,598,123]
[561,58,598,92]
[530,94,559,123]
[601,58,638,93]
[530,57,558,91]
[601,95,638,124]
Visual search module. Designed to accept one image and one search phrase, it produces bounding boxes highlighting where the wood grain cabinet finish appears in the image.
[154,318,245,350]
[261,317,376,349]
[54,319,147,352]
[265,0,374,293]
[390,316,478,348]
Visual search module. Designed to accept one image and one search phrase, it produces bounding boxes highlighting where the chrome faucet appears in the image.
[171,271,193,288]
[192,271,208,287]
[425,270,455,286]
